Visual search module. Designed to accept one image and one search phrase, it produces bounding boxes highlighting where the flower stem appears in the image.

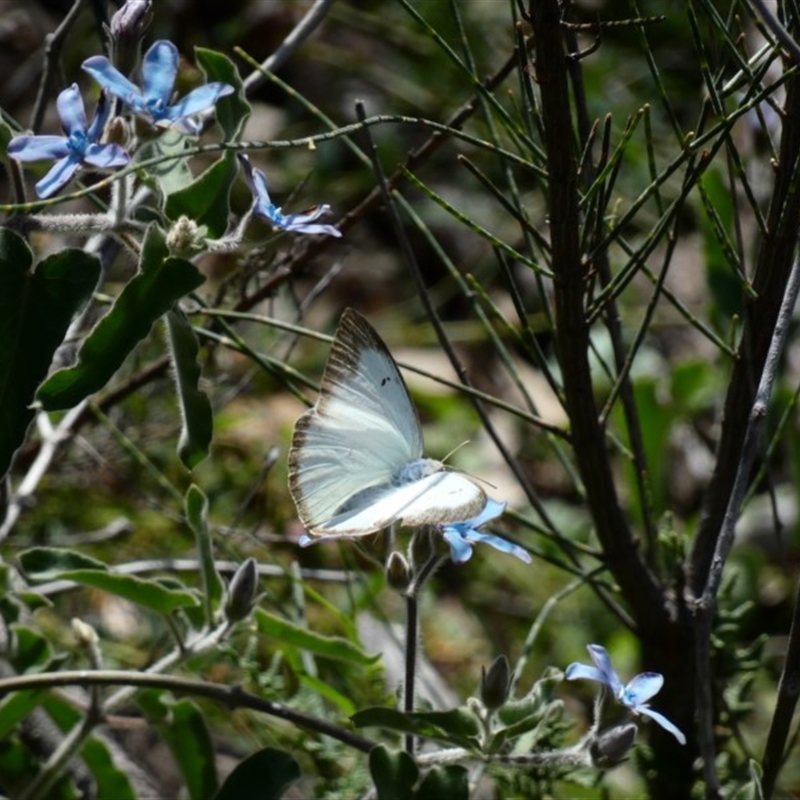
[404,591,418,754]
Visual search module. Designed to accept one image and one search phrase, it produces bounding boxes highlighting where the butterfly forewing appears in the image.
[289,309,425,528]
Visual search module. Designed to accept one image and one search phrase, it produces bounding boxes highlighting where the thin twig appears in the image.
[694,241,800,797]
[403,593,418,755]
[30,0,88,133]
[0,404,88,544]
[242,0,336,93]
[751,0,800,65]
[762,574,800,797]
[0,669,377,753]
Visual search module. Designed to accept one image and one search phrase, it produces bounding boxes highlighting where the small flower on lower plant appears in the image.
[441,498,531,564]
[83,40,233,135]
[238,154,341,237]
[7,85,130,198]
[565,643,686,745]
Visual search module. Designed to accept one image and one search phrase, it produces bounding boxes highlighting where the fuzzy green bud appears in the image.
[224,557,259,624]
[386,551,412,592]
[480,654,511,711]
[590,723,637,767]
[167,215,201,255]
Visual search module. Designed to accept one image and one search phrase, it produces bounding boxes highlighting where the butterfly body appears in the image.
[289,309,485,536]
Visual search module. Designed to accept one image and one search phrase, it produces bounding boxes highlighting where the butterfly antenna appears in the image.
[441,442,497,490]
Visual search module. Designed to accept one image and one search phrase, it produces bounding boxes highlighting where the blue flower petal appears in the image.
[83,143,130,168]
[440,499,527,564]
[587,644,623,694]
[7,135,70,162]
[35,155,81,198]
[623,672,664,707]
[565,663,606,683]
[83,55,145,113]
[635,706,687,745]
[168,82,235,121]
[86,91,112,142]
[441,529,474,563]
[239,154,273,211]
[56,84,87,136]
[461,530,531,563]
[567,644,686,747]
[239,153,341,237]
[142,40,178,107]
[465,498,506,527]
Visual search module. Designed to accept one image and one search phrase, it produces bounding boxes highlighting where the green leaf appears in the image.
[81,738,136,800]
[414,766,469,800]
[167,310,213,469]
[185,484,223,623]
[369,746,418,800]
[37,226,205,410]
[0,121,14,157]
[139,695,218,800]
[194,47,250,142]
[10,625,52,673]
[254,608,378,666]
[18,547,109,579]
[140,128,195,198]
[165,151,238,239]
[20,547,199,614]
[352,707,480,749]
[0,690,47,739]
[213,748,300,800]
[0,228,100,473]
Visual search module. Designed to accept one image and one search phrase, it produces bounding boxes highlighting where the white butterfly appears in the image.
[289,308,487,537]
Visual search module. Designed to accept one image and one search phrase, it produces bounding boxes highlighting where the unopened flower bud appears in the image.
[71,617,99,647]
[104,115,129,149]
[386,551,412,592]
[590,723,637,767]
[480,654,511,711]
[72,617,103,668]
[224,557,259,624]
[110,0,153,76]
[167,215,200,254]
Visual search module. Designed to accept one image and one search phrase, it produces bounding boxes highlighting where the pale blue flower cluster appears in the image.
[83,40,233,135]
[8,39,232,199]
[7,85,129,199]
[239,155,341,238]
[441,498,530,564]
[566,643,687,745]
[7,38,340,236]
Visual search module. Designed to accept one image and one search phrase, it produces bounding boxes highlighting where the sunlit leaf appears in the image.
[195,47,250,142]
[20,547,199,614]
[352,707,480,749]
[37,226,205,410]
[167,310,213,469]
[165,152,238,239]
[185,484,223,623]
[254,608,378,666]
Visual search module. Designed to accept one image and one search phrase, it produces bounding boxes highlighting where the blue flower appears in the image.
[82,40,233,135]
[441,498,531,564]
[7,84,130,199]
[239,154,341,237]
[565,643,687,745]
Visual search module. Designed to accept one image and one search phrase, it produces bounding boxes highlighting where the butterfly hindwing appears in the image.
[289,310,424,528]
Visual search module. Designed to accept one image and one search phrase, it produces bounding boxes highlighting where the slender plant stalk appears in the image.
[695,247,800,797]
